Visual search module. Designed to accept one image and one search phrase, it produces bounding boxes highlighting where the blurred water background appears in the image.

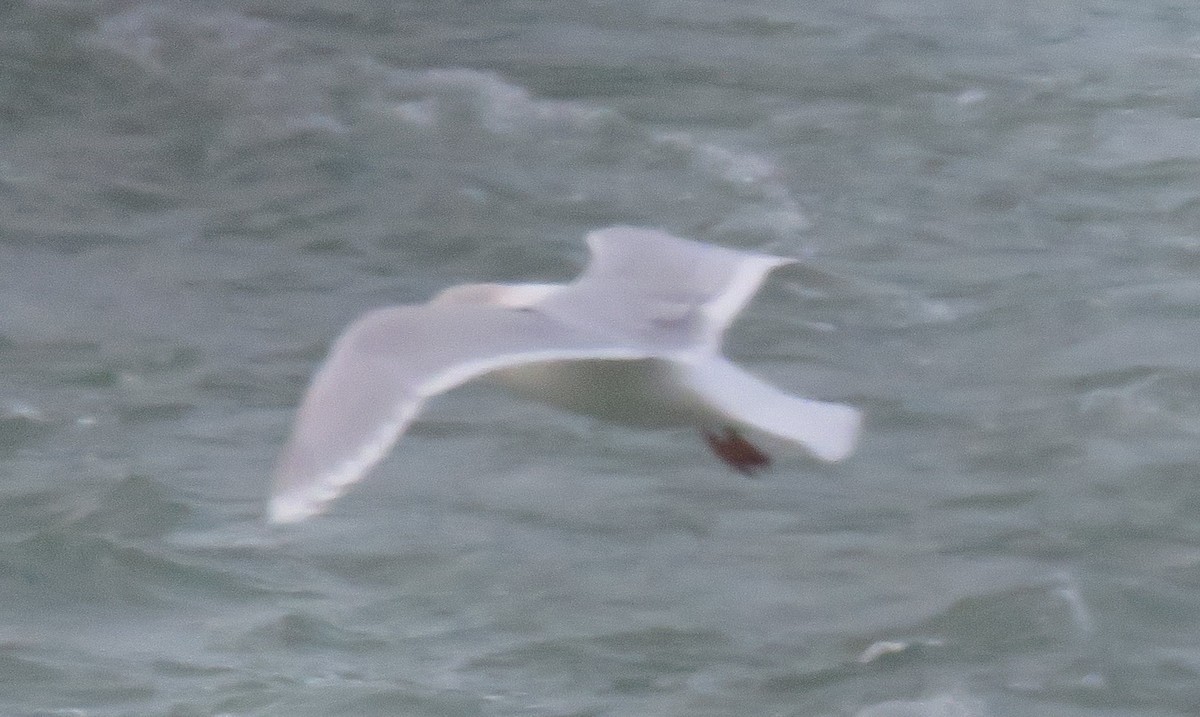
[2,1,1200,715]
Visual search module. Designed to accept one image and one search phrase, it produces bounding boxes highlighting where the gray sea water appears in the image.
[2,1,1200,715]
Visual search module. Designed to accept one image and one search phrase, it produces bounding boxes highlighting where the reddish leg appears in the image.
[702,427,771,476]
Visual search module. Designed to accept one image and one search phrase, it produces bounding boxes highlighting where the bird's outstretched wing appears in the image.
[538,226,794,348]
[269,303,651,523]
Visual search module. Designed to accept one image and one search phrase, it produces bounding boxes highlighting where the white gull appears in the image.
[269,226,861,523]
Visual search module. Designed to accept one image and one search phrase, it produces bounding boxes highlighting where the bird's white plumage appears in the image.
[269,226,860,524]
[677,356,861,461]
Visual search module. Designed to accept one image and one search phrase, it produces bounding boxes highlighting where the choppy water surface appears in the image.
[2,1,1200,715]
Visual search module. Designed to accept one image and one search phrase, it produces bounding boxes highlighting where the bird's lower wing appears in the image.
[269,304,650,524]
[678,356,861,462]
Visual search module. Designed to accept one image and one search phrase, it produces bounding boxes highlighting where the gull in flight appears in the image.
[269,227,861,523]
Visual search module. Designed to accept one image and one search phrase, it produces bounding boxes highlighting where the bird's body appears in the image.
[269,227,861,524]
[492,358,711,428]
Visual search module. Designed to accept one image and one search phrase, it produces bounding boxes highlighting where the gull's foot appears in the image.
[702,427,771,476]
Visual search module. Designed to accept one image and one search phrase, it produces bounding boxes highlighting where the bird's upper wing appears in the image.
[269,303,653,523]
[537,226,794,348]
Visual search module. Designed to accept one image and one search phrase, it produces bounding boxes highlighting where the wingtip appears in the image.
[267,482,341,524]
[267,494,319,524]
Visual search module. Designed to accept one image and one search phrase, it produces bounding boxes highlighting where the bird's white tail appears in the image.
[680,357,861,462]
